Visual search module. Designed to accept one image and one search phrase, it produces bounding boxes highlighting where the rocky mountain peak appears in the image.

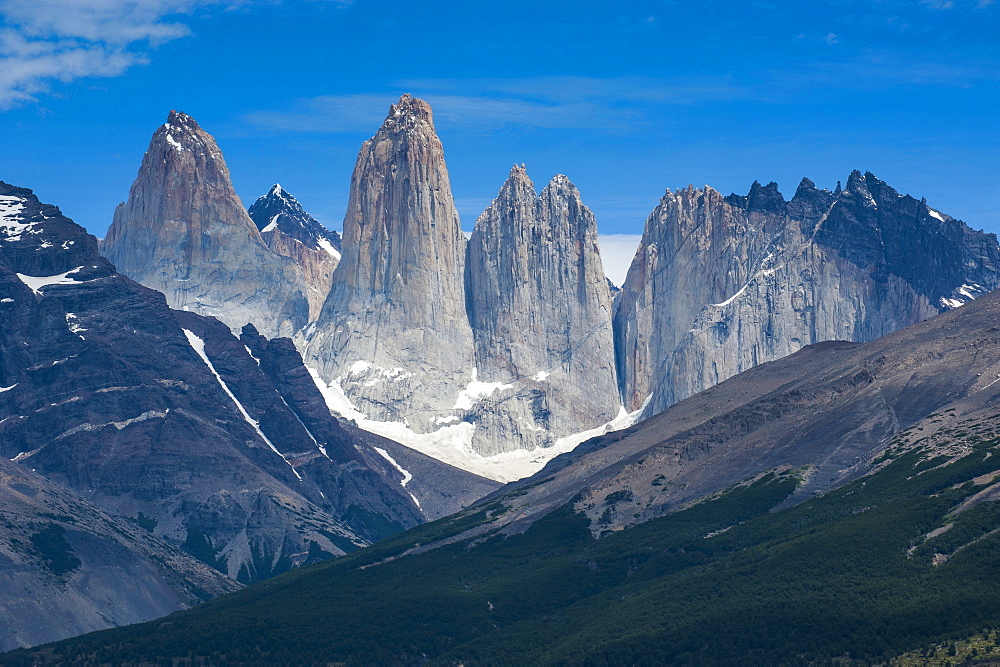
[100,112,309,338]
[466,165,619,455]
[614,169,1000,417]
[247,183,342,319]
[746,180,786,212]
[384,93,435,131]
[788,176,836,229]
[845,169,869,194]
[303,95,475,435]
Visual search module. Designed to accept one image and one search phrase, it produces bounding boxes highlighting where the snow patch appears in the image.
[0,195,31,241]
[307,365,647,483]
[0,383,17,393]
[940,297,964,309]
[342,360,413,386]
[184,329,301,480]
[316,236,341,260]
[454,369,513,410]
[373,446,421,507]
[16,267,86,295]
[164,133,185,152]
[261,214,279,233]
[533,371,551,382]
[928,208,945,221]
[65,312,86,339]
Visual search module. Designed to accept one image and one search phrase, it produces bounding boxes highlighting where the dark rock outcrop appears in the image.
[0,458,238,652]
[100,111,309,338]
[248,184,341,320]
[0,182,494,598]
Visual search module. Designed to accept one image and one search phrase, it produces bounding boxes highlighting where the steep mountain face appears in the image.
[28,290,1000,664]
[100,111,309,338]
[0,458,238,652]
[465,165,620,454]
[248,184,341,320]
[613,171,1000,415]
[302,95,476,434]
[0,182,495,591]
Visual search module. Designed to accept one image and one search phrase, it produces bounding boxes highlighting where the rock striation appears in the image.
[465,165,620,453]
[613,171,1000,416]
[0,181,495,598]
[101,111,309,338]
[248,184,341,320]
[0,457,239,652]
[303,94,476,433]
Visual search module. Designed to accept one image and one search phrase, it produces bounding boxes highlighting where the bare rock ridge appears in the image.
[0,458,238,652]
[465,165,620,453]
[0,179,498,634]
[303,94,476,433]
[248,184,341,320]
[101,110,309,338]
[91,99,1000,477]
[613,171,1000,416]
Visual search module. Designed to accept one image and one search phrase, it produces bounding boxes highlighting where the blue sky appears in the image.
[0,0,997,284]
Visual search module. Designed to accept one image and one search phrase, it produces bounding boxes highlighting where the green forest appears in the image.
[10,439,1000,665]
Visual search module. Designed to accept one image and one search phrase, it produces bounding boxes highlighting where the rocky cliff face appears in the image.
[465,165,620,454]
[248,184,341,320]
[303,95,476,434]
[0,458,238,652]
[613,171,1000,415]
[100,111,309,338]
[0,182,497,593]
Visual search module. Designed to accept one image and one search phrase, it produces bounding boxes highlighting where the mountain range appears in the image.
[3,92,1000,658]
[14,270,1000,664]
[0,180,495,648]
[99,96,1000,482]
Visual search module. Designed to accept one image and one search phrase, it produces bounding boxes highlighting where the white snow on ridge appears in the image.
[261,214,279,233]
[316,236,341,260]
[164,133,185,152]
[0,195,29,241]
[306,365,647,483]
[454,369,513,410]
[928,208,945,221]
[373,446,421,507]
[184,329,302,480]
[16,268,86,295]
[940,297,964,309]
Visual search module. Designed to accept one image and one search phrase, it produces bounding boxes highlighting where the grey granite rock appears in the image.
[465,165,620,454]
[613,171,1000,416]
[303,95,476,433]
[0,458,239,652]
[101,111,309,339]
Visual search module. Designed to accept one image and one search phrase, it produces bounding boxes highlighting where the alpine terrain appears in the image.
[247,183,342,320]
[17,282,1000,664]
[0,180,497,649]
[101,111,310,339]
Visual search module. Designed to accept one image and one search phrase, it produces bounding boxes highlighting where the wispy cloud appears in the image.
[241,54,997,136]
[241,76,750,134]
[0,0,349,108]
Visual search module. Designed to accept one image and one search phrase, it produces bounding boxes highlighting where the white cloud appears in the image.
[598,234,642,287]
[0,0,351,108]
[0,0,204,107]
